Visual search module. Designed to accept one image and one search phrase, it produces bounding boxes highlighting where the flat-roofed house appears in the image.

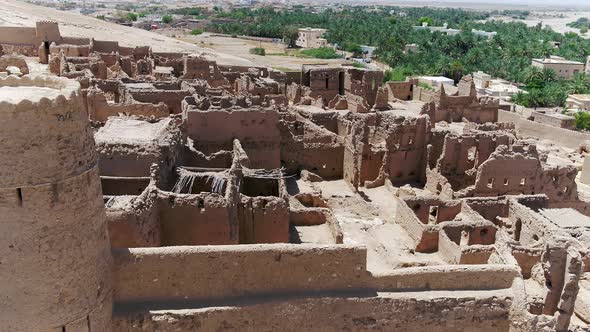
[566,94,590,111]
[296,28,328,49]
[532,56,585,79]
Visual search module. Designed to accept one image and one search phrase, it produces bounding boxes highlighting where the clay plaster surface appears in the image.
[0,86,61,103]
[294,223,335,244]
[539,208,590,228]
[96,118,171,145]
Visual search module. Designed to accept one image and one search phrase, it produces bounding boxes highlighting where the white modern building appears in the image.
[413,22,460,36]
[471,29,497,40]
[418,76,455,88]
[473,71,522,101]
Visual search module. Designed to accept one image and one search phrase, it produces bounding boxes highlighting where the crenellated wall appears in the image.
[0,75,112,331]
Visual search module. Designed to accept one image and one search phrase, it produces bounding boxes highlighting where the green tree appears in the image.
[299,47,341,59]
[568,73,590,94]
[383,67,411,82]
[540,68,557,84]
[375,37,403,64]
[447,61,465,83]
[543,82,568,107]
[282,26,299,48]
[512,91,530,107]
[525,67,556,89]
[162,15,173,24]
[200,5,590,110]
[342,41,363,57]
[127,12,138,22]
[522,66,541,86]
[575,112,590,131]
[249,47,266,56]
[418,16,433,26]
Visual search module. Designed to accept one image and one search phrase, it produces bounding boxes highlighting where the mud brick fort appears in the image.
[3,21,590,331]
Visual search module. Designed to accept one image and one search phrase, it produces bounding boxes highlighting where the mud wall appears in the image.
[97,143,174,177]
[113,258,518,331]
[0,75,112,331]
[157,192,235,246]
[113,244,367,303]
[87,90,169,121]
[386,80,413,101]
[395,197,429,246]
[0,27,37,46]
[472,145,577,201]
[499,110,590,150]
[280,117,345,179]
[466,196,510,223]
[184,109,281,169]
[128,90,191,114]
[114,292,512,332]
[238,196,290,243]
[91,39,120,53]
[106,190,161,248]
[508,199,549,246]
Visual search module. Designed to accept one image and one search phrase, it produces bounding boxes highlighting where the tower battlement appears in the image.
[0,75,112,331]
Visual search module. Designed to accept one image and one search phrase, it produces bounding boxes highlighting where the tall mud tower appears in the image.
[0,75,112,331]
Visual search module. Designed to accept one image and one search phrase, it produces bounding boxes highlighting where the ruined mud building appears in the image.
[2,21,590,331]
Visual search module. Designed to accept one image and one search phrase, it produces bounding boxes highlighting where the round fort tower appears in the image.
[0,75,112,331]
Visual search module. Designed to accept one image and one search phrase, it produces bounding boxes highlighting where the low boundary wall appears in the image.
[113,244,519,305]
[113,244,368,303]
[499,110,590,150]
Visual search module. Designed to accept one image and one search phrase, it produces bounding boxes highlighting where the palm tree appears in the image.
[540,43,553,58]
[523,66,542,87]
[448,61,465,83]
[433,59,451,77]
[540,68,557,84]
[568,73,590,94]
[525,67,556,88]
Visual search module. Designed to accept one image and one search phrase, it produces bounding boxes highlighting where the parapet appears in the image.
[35,20,61,41]
[0,74,112,331]
[0,75,96,187]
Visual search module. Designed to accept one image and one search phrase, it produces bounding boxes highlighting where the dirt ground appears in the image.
[0,0,251,66]
[160,29,349,71]
[485,11,590,37]
[291,178,445,274]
